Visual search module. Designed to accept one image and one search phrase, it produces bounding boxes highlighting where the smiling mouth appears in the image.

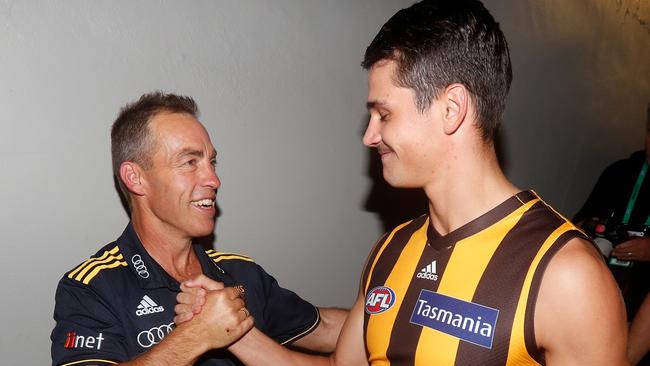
[378,147,393,157]
[191,199,215,208]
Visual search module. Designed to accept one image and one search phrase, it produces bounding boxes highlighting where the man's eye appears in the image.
[184,159,197,166]
[379,113,389,121]
[210,159,218,167]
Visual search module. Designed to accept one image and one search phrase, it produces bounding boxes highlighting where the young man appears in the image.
[50,92,345,366]
[177,1,629,364]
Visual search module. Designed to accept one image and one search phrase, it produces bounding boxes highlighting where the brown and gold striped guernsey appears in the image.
[361,191,585,366]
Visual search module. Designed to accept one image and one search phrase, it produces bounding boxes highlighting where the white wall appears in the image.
[0,1,411,363]
[488,0,650,214]
[0,1,649,364]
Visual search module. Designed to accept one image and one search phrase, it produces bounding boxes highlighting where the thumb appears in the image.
[184,274,225,291]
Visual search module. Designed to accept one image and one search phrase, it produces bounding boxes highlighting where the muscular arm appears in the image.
[535,238,629,365]
[228,293,368,366]
[121,287,253,366]
[176,275,349,355]
[119,324,213,366]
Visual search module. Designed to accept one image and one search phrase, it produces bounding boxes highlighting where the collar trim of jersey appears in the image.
[116,223,176,290]
[427,190,539,250]
[118,224,253,290]
[67,223,259,289]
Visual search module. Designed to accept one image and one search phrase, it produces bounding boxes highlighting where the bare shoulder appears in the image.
[540,237,608,287]
[534,237,629,365]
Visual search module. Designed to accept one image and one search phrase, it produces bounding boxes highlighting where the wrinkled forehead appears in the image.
[149,112,216,156]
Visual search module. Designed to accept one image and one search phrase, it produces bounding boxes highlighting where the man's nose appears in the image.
[204,165,221,190]
[363,119,381,147]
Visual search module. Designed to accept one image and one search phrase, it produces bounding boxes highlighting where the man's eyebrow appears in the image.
[175,148,217,160]
[176,148,204,158]
[367,100,387,110]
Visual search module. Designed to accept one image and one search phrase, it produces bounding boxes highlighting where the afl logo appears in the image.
[365,286,396,314]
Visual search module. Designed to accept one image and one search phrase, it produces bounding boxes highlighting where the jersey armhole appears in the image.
[58,358,119,366]
[523,229,582,364]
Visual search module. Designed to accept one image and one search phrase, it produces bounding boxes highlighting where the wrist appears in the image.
[227,327,256,354]
[175,321,213,355]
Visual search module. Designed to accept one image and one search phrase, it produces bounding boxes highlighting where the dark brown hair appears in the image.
[362,0,512,142]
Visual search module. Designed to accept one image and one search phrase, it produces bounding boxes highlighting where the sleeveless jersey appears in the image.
[361,191,585,366]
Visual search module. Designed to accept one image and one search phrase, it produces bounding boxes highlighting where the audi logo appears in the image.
[137,322,174,348]
[131,254,150,278]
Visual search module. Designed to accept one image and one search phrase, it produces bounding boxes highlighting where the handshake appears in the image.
[174,275,255,349]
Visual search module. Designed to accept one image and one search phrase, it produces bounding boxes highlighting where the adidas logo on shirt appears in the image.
[136,295,165,316]
[416,260,439,281]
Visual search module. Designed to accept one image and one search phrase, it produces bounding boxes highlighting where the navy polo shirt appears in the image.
[51,223,320,365]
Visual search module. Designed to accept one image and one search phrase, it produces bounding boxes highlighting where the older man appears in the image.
[51,92,345,365]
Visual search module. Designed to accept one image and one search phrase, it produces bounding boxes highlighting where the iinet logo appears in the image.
[64,331,104,350]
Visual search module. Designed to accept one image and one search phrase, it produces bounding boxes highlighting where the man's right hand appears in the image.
[121,285,254,365]
[183,286,254,350]
[175,274,225,324]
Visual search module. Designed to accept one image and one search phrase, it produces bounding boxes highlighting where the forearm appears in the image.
[119,324,209,366]
[291,307,349,353]
[229,327,333,366]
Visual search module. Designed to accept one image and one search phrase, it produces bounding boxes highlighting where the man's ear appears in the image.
[441,83,469,135]
[119,162,146,196]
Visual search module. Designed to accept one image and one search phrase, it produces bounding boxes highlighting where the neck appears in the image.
[131,208,202,283]
[423,142,519,235]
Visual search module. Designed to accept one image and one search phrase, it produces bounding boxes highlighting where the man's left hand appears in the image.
[175,275,225,324]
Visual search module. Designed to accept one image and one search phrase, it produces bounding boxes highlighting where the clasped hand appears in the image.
[175,275,254,349]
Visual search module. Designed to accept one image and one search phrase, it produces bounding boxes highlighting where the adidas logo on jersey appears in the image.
[136,295,165,316]
[416,260,438,281]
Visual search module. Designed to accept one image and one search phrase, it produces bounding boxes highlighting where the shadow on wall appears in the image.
[361,121,511,233]
[113,175,218,250]
[363,148,428,233]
